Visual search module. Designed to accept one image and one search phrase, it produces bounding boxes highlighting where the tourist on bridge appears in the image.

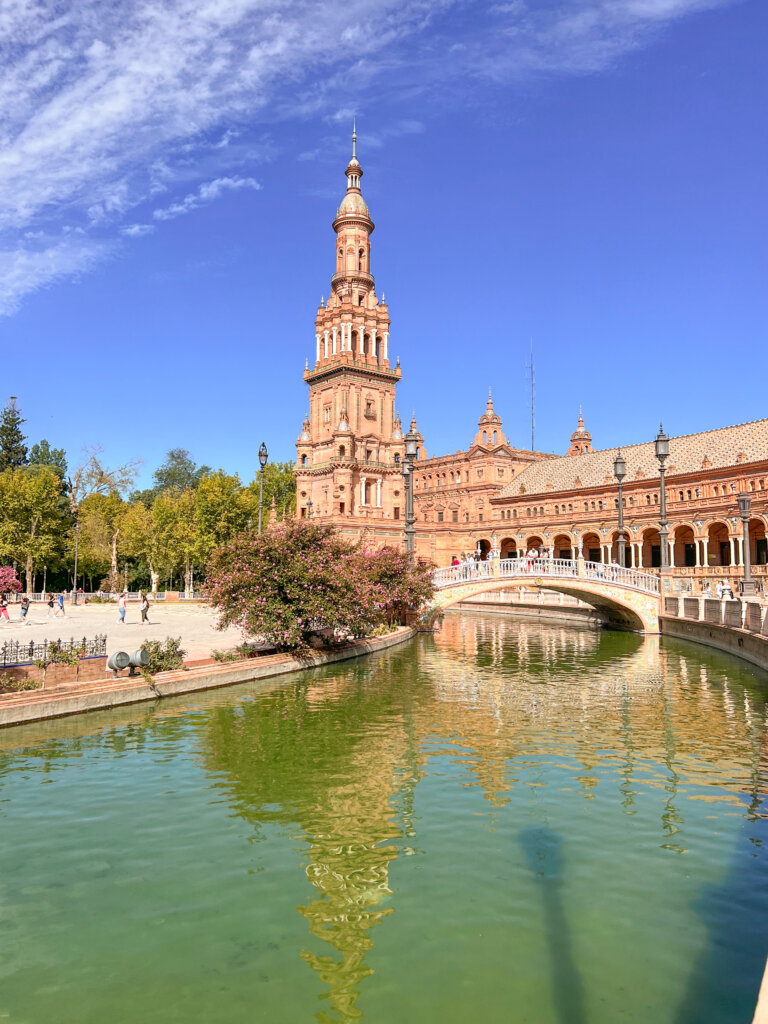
[716,581,724,599]
[117,592,127,623]
[19,594,30,625]
[526,546,539,570]
[722,580,734,600]
[0,596,9,624]
[702,582,712,597]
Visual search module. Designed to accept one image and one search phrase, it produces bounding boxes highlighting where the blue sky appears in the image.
[0,0,765,488]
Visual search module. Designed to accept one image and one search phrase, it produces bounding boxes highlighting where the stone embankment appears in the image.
[661,596,768,673]
[455,588,606,627]
[0,627,415,728]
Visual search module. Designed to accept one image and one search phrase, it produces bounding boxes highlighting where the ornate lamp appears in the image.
[654,425,670,572]
[613,450,627,568]
[257,441,269,535]
[737,492,756,596]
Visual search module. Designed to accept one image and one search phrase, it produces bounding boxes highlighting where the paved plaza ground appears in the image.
[0,601,246,661]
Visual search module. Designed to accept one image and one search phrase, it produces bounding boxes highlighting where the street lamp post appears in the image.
[654,425,670,574]
[257,442,268,535]
[72,516,80,604]
[613,449,627,568]
[43,564,47,597]
[737,492,756,597]
[402,426,419,557]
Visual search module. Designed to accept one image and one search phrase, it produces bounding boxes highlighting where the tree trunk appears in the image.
[184,556,192,598]
[25,553,33,595]
[111,528,119,581]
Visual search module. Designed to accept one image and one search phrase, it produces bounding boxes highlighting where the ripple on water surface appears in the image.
[0,613,767,1024]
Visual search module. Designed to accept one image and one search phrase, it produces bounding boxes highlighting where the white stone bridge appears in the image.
[429,557,661,632]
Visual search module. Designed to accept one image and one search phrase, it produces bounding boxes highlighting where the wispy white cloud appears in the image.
[0,0,737,315]
[153,176,261,221]
[121,223,155,237]
[0,239,113,315]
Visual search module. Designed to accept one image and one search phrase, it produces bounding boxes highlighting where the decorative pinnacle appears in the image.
[352,118,357,159]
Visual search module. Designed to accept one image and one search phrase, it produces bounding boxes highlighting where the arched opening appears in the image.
[641,528,661,569]
[525,535,544,554]
[493,430,497,444]
[483,430,487,444]
[477,539,491,560]
[500,537,517,558]
[301,454,307,466]
[707,522,731,566]
[363,333,370,356]
[748,517,767,565]
[339,445,346,458]
[394,453,401,464]
[582,532,602,562]
[673,525,696,568]
[553,533,573,559]
[358,249,365,271]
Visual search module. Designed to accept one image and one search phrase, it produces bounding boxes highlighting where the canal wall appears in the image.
[454,589,606,628]
[0,626,416,729]
[454,601,605,628]
[660,597,768,674]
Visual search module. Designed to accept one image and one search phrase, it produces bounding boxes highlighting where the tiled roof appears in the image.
[497,419,768,499]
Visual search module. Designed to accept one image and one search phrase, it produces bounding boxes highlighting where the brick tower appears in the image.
[296,127,405,541]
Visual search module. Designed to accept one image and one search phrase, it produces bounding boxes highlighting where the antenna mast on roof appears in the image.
[527,338,535,451]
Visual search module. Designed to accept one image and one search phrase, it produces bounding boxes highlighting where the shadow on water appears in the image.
[520,826,588,1024]
[673,806,768,1024]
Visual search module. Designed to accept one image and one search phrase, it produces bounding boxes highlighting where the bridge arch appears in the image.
[428,559,661,633]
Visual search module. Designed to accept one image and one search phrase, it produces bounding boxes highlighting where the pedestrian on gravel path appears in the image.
[140,592,150,624]
[117,592,127,624]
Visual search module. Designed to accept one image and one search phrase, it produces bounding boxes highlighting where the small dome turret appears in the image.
[567,408,594,455]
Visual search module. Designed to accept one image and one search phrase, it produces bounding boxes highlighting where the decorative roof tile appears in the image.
[498,418,768,499]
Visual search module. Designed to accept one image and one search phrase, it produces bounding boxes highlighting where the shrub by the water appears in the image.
[140,637,186,674]
[0,674,41,693]
[205,520,435,652]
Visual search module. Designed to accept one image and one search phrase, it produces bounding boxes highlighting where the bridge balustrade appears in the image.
[433,557,660,596]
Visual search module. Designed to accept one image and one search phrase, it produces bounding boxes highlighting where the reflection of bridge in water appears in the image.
[431,556,662,632]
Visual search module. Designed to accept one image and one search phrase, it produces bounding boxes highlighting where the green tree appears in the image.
[154,448,210,493]
[132,448,211,506]
[76,492,126,591]
[255,461,297,522]
[28,440,68,479]
[0,469,66,591]
[0,397,28,471]
[152,489,198,593]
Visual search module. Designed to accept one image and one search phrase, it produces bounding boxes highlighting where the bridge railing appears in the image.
[433,557,660,595]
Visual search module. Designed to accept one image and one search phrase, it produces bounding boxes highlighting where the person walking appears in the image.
[54,592,65,617]
[140,592,150,625]
[117,592,127,624]
[0,596,9,624]
[19,594,30,625]
[46,593,55,619]
[722,579,734,599]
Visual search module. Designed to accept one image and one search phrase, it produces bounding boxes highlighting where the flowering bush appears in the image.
[204,521,435,652]
[0,566,21,594]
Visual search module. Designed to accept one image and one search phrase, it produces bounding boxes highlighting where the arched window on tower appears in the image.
[483,431,487,444]
[493,431,497,444]
[301,455,307,466]
[358,249,365,271]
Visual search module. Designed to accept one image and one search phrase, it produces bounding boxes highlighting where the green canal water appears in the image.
[1,613,768,1023]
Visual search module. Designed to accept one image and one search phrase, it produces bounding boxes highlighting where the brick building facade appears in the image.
[296,135,768,586]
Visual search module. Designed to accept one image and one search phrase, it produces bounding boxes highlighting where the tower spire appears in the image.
[352,118,357,160]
